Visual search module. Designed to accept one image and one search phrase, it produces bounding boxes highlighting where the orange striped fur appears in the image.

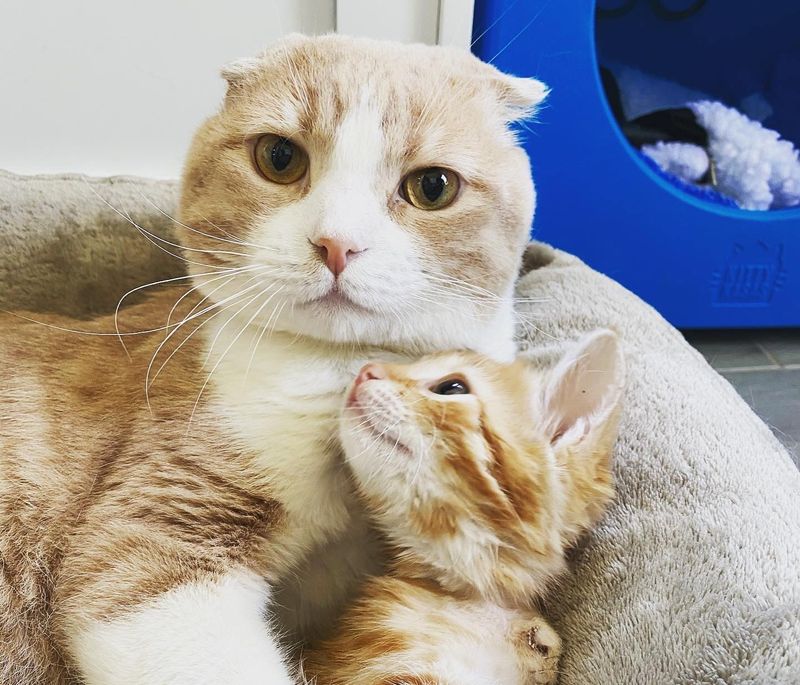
[306,332,624,684]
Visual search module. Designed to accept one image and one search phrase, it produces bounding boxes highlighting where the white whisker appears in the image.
[188,281,290,429]
[82,181,233,271]
[145,272,269,411]
[244,292,288,384]
[136,191,280,255]
[113,265,262,356]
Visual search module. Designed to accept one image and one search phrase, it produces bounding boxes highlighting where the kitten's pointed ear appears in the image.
[493,73,549,122]
[539,330,625,448]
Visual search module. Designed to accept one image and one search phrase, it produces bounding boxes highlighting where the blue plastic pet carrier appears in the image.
[472,0,800,328]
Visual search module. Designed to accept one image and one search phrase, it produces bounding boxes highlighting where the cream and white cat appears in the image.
[0,34,546,684]
[305,331,624,685]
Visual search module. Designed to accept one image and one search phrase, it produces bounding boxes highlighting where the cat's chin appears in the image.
[269,302,518,358]
[298,289,374,315]
[273,304,392,347]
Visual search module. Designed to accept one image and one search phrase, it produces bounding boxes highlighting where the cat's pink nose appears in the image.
[312,237,366,277]
[354,363,386,387]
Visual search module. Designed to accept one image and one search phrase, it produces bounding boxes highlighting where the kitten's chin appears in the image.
[339,410,415,493]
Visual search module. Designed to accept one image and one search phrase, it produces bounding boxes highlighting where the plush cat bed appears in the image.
[2,169,799,683]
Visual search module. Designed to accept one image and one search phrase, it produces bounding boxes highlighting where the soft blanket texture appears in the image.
[0,170,179,317]
[516,248,800,683]
[2,171,799,683]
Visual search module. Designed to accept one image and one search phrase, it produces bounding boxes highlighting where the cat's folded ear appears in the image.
[220,57,264,89]
[221,34,308,93]
[490,71,549,123]
[538,329,625,450]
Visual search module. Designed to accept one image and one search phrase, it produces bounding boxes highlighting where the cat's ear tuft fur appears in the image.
[221,35,308,95]
[220,57,263,91]
[539,330,625,448]
[493,74,549,122]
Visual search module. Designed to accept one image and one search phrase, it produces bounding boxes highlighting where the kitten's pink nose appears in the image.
[354,363,386,388]
[347,364,386,408]
[311,237,366,277]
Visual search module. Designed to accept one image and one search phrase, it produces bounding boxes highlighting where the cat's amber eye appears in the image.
[401,167,460,210]
[431,377,470,396]
[252,134,309,184]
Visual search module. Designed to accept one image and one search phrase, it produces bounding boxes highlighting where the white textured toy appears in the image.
[614,66,800,210]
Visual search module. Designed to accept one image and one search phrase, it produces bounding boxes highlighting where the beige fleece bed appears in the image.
[2,169,799,684]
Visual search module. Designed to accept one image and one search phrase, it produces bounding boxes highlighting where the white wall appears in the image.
[0,0,474,180]
[337,0,439,45]
[0,0,335,179]
[336,0,475,48]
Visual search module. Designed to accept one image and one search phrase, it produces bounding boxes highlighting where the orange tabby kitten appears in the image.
[305,330,625,685]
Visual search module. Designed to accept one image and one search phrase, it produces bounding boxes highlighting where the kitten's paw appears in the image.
[517,620,561,685]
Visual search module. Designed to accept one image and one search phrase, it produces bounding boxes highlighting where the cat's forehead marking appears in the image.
[271,38,485,156]
[330,86,384,179]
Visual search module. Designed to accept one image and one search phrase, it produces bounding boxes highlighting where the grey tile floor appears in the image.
[683,329,800,468]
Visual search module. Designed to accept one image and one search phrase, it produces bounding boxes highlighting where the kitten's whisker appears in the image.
[348,410,404,434]
[352,414,411,487]
[385,428,403,468]
[347,416,403,464]
[410,425,432,486]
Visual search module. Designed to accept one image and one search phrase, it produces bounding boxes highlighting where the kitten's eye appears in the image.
[431,377,470,396]
[252,134,308,184]
[402,167,460,210]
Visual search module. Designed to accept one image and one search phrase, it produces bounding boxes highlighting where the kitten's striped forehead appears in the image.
[383,353,534,403]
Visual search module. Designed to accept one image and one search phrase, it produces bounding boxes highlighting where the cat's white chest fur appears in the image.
[202,320,401,639]
[203,319,386,559]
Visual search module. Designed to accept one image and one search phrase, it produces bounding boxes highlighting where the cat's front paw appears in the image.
[517,619,561,685]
